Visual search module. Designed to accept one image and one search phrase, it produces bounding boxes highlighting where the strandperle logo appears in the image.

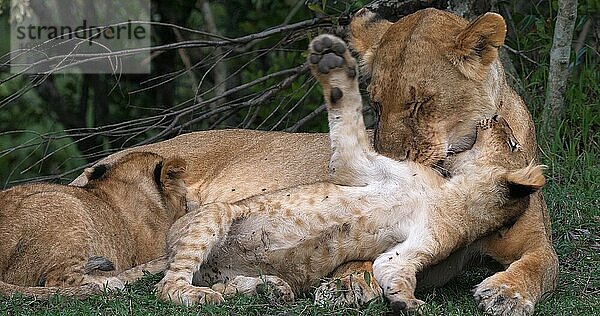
[14,20,147,45]
[10,0,151,74]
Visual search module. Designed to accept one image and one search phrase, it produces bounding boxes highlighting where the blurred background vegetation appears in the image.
[0,0,597,188]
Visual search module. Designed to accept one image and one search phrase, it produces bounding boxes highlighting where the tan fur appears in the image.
[70,8,558,316]
[0,152,187,299]
[152,36,545,311]
[347,8,557,315]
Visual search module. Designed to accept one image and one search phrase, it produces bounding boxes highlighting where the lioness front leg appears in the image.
[156,202,250,306]
[308,34,376,187]
[474,194,558,316]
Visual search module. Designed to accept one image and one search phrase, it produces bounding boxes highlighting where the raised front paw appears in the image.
[314,271,383,307]
[474,271,534,316]
[156,279,224,306]
[308,35,358,103]
[309,34,355,75]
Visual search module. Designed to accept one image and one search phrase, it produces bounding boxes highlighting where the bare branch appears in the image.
[198,0,227,109]
[285,103,327,132]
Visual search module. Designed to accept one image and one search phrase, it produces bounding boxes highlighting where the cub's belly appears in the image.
[192,219,400,292]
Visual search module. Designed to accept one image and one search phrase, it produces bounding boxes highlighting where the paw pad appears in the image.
[309,35,351,75]
[330,87,343,103]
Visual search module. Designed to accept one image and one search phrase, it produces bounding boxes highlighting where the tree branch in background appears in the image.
[198,0,227,108]
[173,28,199,92]
[285,103,326,132]
[8,0,590,186]
[542,0,578,139]
[365,0,446,21]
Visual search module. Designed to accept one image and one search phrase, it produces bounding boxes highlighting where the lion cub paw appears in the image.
[476,115,521,152]
[82,276,125,291]
[308,34,358,104]
[474,272,534,316]
[314,272,382,307]
[213,275,294,303]
[156,280,224,306]
[103,277,125,291]
[388,295,425,314]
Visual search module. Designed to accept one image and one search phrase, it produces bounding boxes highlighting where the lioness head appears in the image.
[84,152,188,220]
[350,8,507,165]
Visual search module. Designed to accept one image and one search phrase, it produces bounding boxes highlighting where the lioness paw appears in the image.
[156,280,224,306]
[474,272,534,316]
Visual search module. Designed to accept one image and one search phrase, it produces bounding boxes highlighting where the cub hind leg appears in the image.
[156,202,250,306]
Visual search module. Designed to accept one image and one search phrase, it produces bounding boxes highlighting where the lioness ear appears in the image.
[448,12,506,79]
[505,163,546,199]
[349,8,392,74]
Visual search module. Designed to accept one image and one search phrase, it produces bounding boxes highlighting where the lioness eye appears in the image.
[406,95,432,118]
[507,138,521,152]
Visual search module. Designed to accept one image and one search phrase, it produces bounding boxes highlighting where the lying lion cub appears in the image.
[154,35,545,312]
[0,152,186,299]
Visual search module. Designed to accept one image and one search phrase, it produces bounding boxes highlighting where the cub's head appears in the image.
[448,115,526,170]
[84,152,187,221]
[350,8,507,165]
[451,115,545,201]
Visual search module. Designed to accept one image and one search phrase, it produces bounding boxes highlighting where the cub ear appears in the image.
[161,157,186,182]
[156,157,188,217]
[448,12,506,79]
[505,163,546,199]
[86,164,109,181]
[349,8,392,74]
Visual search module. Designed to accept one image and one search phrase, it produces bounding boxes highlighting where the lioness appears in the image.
[71,8,557,315]
[0,152,186,299]
[153,35,545,312]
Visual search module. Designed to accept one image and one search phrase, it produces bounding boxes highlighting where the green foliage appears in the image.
[0,73,86,185]
[503,0,599,184]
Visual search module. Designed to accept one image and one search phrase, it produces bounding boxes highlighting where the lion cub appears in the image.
[155,35,545,311]
[0,152,186,299]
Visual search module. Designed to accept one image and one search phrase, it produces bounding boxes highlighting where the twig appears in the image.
[285,103,327,132]
[503,44,541,66]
